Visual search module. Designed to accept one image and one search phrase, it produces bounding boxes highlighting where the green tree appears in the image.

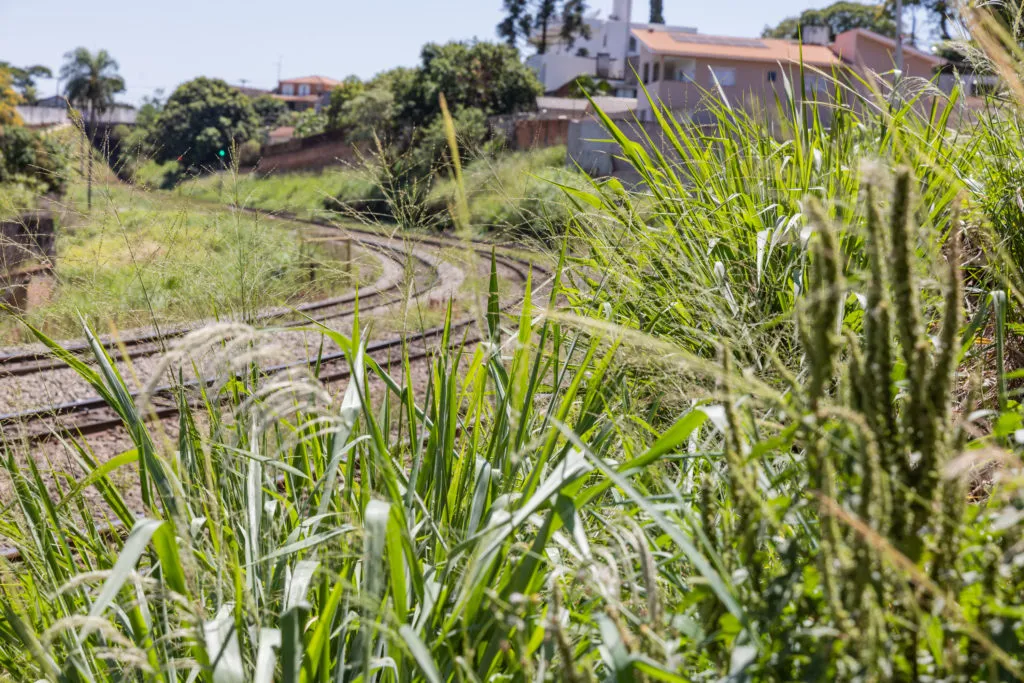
[496,0,591,54]
[649,0,665,24]
[412,41,541,124]
[152,77,260,168]
[251,94,289,129]
[901,0,957,40]
[60,47,125,209]
[0,63,52,105]
[762,1,895,39]
[118,91,163,162]
[324,76,365,130]
[338,88,396,142]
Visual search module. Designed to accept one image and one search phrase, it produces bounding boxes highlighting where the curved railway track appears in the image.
[0,208,548,443]
[0,239,433,377]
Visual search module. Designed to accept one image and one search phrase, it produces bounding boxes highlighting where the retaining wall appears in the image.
[248,129,363,174]
[1,210,57,311]
[1,211,56,273]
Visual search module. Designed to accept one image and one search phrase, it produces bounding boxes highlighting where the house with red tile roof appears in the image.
[273,75,340,111]
[629,26,947,121]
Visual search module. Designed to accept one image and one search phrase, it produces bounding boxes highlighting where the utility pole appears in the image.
[894,0,904,72]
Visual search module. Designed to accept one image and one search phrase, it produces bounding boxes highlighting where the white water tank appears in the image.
[802,25,831,46]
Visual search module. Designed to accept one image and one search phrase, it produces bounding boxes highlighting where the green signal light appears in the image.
[218,149,226,158]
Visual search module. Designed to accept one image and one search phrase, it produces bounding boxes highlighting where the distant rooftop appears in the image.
[278,75,340,87]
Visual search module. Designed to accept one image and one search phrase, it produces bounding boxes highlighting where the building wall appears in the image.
[528,53,601,92]
[831,32,937,81]
[633,50,835,122]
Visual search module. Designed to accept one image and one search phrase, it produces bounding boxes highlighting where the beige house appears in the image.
[629,27,947,121]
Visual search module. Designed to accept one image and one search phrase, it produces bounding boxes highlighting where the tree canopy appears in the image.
[0,66,23,126]
[762,1,895,40]
[497,0,591,54]
[412,41,541,123]
[649,0,665,24]
[152,77,260,168]
[60,48,125,120]
[251,94,289,129]
[0,63,52,105]
[324,76,367,130]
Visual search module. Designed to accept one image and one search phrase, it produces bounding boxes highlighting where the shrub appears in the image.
[0,125,67,194]
[292,109,327,138]
[238,138,262,166]
[134,158,182,190]
[426,145,582,237]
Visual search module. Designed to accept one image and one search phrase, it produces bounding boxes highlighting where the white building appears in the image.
[525,0,696,96]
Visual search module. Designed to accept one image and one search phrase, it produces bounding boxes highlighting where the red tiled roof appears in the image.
[278,75,340,87]
[632,29,842,68]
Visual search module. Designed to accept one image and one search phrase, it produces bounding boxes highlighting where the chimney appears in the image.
[801,25,831,46]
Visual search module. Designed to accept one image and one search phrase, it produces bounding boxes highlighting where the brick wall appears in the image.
[248,129,363,174]
[513,119,571,150]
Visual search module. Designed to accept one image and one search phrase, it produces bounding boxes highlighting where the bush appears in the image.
[134,159,182,190]
[426,145,579,237]
[292,109,327,138]
[0,125,68,194]
[410,106,489,172]
[238,138,262,166]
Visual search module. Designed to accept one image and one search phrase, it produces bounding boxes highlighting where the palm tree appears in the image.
[60,48,125,209]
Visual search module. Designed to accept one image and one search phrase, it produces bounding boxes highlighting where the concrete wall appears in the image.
[567,118,672,184]
[16,106,137,129]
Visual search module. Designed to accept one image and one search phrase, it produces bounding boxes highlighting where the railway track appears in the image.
[0,238,434,378]
[0,208,546,443]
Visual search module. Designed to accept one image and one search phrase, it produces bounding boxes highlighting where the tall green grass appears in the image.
[4,15,1024,681]
[564,71,977,366]
[3,165,1022,680]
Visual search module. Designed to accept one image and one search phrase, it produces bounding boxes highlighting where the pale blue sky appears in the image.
[2,0,902,104]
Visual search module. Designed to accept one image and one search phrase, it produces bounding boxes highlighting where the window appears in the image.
[298,84,311,96]
[652,63,660,82]
[710,66,736,87]
[669,59,696,82]
[642,62,650,83]
[281,83,294,95]
[767,70,778,83]
[603,33,608,47]
[629,36,637,52]
[804,75,826,92]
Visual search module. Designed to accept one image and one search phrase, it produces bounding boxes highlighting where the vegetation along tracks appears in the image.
[0,209,545,444]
